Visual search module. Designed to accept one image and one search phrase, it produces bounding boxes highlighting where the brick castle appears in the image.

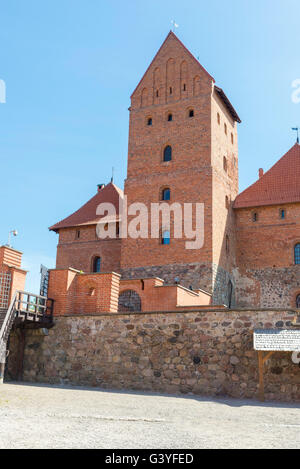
[48,31,300,313]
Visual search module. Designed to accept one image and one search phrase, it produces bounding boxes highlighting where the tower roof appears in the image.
[131,31,215,98]
[131,31,241,123]
[234,143,300,209]
[49,182,124,232]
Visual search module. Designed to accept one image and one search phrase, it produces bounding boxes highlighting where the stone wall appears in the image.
[7,309,300,402]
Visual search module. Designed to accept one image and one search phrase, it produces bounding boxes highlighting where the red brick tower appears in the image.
[121,32,241,305]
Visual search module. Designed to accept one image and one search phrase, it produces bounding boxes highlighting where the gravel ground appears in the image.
[0,382,299,449]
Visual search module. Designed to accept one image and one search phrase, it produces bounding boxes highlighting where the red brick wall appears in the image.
[234,203,300,308]
[120,33,239,305]
[119,277,212,312]
[48,269,121,316]
[55,226,121,274]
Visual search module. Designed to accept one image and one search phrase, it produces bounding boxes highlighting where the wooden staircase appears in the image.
[0,292,54,382]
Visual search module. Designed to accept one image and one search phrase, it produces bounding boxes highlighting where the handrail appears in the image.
[0,292,17,344]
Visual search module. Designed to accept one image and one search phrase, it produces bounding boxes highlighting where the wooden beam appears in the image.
[258,351,265,402]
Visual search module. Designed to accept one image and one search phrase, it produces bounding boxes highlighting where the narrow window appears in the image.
[75,230,80,239]
[217,113,220,125]
[183,83,186,91]
[280,209,285,219]
[147,117,152,126]
[189,109,194,118]
[224,123,227,135]
[169,87,173,95]
[93,257,101,273]
[162,230,170,245]
[223,156,228,172]
[231,133,234,144]
[163,145,172,162]
[156,90,159,97]
[295,244,300,265]
[225,196,229,209]
[252,212,258,222]
[296,294,300,308]
[226,235,230,255]
[168,114,173,122]
[162,188,171,201]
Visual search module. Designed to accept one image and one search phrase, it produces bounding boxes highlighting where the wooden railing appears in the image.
[15,291,54,323]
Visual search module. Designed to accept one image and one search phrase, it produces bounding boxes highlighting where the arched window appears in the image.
[118,290,141,312]
[168,113,173,122]
[296,294,300,308]
[93,256,101,273]
[161,230,170,245]
[294,244,300,264]
[161,188,171,201]
[147,117,152,126]
[163,145,172,162]
[189,109,194,118]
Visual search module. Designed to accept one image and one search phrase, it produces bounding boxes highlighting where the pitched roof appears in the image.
[131,31,240,124]
[49,183,124,232]
[234,143,300,209]
[131,31,215,98]
[214,86,241,123]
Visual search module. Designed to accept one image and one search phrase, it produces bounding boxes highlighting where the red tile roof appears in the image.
[234,143,300,209]
[49,183,124,232]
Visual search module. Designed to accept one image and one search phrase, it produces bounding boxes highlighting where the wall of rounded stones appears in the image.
[7,310,300,402]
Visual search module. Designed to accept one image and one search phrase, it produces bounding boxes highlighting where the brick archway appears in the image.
[118,290,142,312]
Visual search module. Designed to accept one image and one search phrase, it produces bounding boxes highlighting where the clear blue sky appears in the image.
[0,0,299,292]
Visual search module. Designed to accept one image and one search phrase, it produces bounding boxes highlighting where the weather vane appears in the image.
[171,20,179,32]
[292,127,299,144]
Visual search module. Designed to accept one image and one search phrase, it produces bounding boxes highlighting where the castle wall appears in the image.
[235,203,300,308]
[6,309,300,402]
[56,226,121,274]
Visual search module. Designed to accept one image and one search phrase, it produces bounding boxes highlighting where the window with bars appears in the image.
[0,272,11,309]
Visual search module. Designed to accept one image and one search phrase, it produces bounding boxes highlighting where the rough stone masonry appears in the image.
[7,309,300,402]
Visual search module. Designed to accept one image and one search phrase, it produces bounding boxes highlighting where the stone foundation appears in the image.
[6,309,300,402]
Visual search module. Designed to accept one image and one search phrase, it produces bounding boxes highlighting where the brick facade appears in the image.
[120,32,239,304]
[48,31,300,310]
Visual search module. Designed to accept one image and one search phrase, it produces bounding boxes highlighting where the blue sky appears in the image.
[0,0,299,292]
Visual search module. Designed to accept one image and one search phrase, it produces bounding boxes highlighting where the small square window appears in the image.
[168,114,173,122]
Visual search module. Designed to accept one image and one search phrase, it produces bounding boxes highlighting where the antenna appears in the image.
[292,127,299,144]
[7,230,18,248]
